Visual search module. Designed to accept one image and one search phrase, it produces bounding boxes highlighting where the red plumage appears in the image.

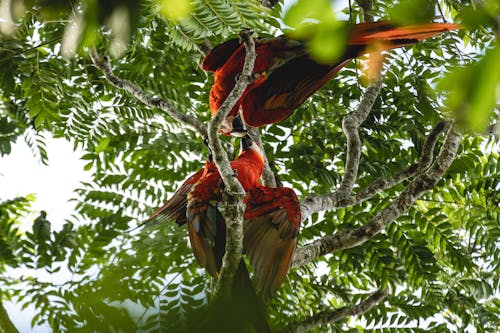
[150,137,301,297]
[149,160,215,226]
[202,21,460,135]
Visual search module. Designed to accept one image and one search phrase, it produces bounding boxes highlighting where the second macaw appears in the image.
[202,21,460,135]
[150,136,301,297]
[149,135,300,331]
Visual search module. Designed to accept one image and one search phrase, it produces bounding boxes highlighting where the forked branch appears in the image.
[300,77,382,220]
[300,120,451,220]
[293,123,461,268]
[339,77,382,195]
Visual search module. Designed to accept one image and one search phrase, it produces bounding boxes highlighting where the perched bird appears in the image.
[202,21,460,135]
[150,136,301,291]
[149,135,301,331]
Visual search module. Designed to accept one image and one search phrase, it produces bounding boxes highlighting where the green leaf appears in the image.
[95,137,111,153]
[160,0,193,20]
[388,0,435,25]
[438,43,500,132]
[283,0,347,63]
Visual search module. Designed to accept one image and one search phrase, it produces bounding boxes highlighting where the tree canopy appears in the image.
[0,0,499,332]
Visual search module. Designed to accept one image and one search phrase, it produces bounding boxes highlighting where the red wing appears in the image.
[148,169,205,226]
[244,208,299,298]
[243,186,301,297]
[186,198,226,277]
[241,22,459,127]
[241,56,352,127]
[149,161,214,226]
[202,38,241,72]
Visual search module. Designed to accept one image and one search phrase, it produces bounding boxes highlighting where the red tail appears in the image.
[239,21,460,128]
[348,21,461,48]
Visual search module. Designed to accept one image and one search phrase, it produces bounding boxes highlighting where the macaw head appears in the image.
[241,134,264,159]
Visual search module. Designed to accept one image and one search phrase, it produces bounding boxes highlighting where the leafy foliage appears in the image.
[0,0,499,332]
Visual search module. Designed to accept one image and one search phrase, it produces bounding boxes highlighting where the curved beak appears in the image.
[230,115,247,137]
[241,135,254,150]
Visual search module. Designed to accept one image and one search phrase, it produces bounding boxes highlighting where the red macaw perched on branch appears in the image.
[150,135,301,297]
[202,21,460,135]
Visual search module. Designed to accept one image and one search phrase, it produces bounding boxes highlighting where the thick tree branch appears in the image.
[247,126,277,187]
[278,288,389,333]
[293,123,461,268]
[301,120,450,220]
[89,49,207,137]
[208,30,257,300]
[300,78,382,219]
[339,77,382,195]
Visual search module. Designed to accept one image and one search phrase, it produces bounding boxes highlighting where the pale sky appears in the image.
[0,137,89,229]
[0,137,90,332]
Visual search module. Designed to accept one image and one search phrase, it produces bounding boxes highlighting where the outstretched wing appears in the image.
[149,161,213,226]
[241,22,459,127]
[241,56,352,127]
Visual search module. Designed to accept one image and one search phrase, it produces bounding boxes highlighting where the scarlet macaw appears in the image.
[202,21,460,135]
[150,135,301,297]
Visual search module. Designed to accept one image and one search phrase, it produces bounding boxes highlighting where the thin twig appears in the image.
[0,37,63,64]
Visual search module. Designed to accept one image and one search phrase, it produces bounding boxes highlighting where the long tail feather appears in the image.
[349,22,461,47]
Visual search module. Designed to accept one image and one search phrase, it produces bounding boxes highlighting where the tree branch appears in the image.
[278,288,389,333]
[293,123,461,268]
[355,0,374,22]
[208,30,257,300]
[354,120,450,204]
[89,49,207,137]
[300,78,382,220]
[339,77,382,195]
[301,120,450,220]
[247,126,277,187]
